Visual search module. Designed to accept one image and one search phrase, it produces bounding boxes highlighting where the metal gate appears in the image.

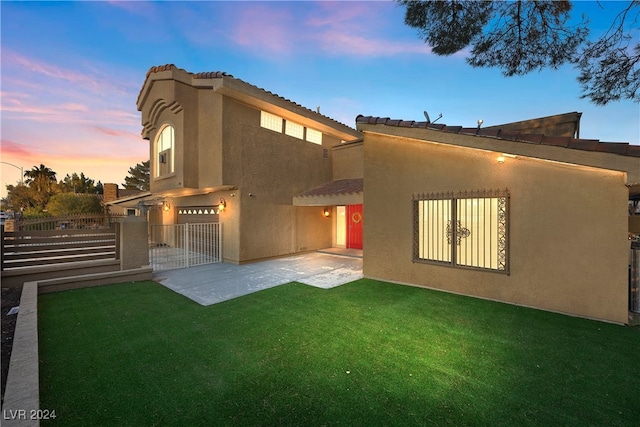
[630,244,640,313]
[149,223,221,271]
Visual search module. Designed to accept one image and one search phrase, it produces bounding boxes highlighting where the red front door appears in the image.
[346,204,363,249]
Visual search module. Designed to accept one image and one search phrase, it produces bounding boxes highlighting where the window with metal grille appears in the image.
[413,189,509,273]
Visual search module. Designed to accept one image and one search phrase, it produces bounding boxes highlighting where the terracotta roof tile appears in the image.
[517,133,544,144]
[118,189,144,198]
[568,139,599,151]
[476,128,501,138]
[442,125,462,133]
[459,127,479,136]
[143,64,357,131]
[194,71,232,79]
[499,130,521,141]
[596,142,631,155]
[627,146,640,157]
[355,114,640,158]
[296,178,363,198]
[541,136,571,147]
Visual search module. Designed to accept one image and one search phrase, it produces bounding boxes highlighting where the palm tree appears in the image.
[24,164,57,192]
[23,164,58,207]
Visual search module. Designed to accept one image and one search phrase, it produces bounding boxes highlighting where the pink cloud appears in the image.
[306,1,373,29]
[5,51,103,91]
[2,50,135,97]
[91,126,139,140]
[316,32,431,57]
[0,139,35,157]
[227,6,296,56]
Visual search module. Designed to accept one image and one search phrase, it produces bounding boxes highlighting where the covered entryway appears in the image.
[294,178,364,250]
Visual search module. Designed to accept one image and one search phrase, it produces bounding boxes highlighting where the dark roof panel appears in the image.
[541,136,571,147]
[357,114,638,159]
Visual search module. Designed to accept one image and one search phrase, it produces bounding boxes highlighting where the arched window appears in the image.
[155,125,174,177]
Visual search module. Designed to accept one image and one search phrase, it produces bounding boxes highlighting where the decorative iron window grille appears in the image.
[413,189,510,274]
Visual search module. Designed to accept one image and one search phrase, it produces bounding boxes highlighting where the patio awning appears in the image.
[293,178,363,206]
[106,185,238,208]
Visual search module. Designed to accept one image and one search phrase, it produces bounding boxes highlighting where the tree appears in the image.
[59,172,97,194]
[45,193,103,216]
[123,160,150,192]
[4,183,36,212]
[399,0,639,105]
[22,164,59,207]
[24,164,57,192]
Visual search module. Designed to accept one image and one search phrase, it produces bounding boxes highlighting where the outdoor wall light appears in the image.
[323,207,331,218]
[162,201,170,212]
[497,153,516,164]
[218,198,227,213]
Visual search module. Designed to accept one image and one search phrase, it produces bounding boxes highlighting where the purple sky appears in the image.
[1,1,638,198]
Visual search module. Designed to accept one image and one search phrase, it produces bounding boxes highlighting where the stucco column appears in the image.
[118,217,150,270]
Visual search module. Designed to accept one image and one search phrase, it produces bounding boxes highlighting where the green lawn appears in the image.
[39,279,639,426]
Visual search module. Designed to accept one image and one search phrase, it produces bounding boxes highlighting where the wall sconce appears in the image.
[162,201,170,212]
[497,153,516,164]
[323,207,330,218]
[218,198,227,213]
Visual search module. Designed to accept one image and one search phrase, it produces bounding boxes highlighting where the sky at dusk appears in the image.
[1,1,639,198]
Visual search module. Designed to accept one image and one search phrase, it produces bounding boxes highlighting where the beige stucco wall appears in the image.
[333,141,363,180]
[363,131,630,324]
[223,99,334,262]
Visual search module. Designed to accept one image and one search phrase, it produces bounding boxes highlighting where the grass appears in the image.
[39,279,640,426]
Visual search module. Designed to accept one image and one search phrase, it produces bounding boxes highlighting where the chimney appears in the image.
[103,183,119,203]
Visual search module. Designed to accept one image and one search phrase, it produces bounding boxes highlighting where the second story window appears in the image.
[260,111,283,133]
[285,121,304,139]
[306,128,322,145]
[155,125,175,177]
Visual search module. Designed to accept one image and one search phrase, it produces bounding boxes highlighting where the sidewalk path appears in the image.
[153,252,363,306]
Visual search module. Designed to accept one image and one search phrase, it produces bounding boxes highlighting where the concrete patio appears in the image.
[153,250,363,305]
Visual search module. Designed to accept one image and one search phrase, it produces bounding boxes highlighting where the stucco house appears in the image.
[112,64,639,324]
[131,64,362,264]
[356,113,640,324]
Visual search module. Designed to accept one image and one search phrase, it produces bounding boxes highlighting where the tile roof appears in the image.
[296,178,363,198]
[118,188,145,198]
[97,188,144,202]
[143,64,357,131]
[356,115,640,158]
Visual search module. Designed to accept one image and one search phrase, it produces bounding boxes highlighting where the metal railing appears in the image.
[1,227,118,271]
[7,213,127,231]
[630,244,640,313]
[149,223,221,271]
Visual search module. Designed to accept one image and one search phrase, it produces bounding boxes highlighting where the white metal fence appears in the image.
[149,223,221,271]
